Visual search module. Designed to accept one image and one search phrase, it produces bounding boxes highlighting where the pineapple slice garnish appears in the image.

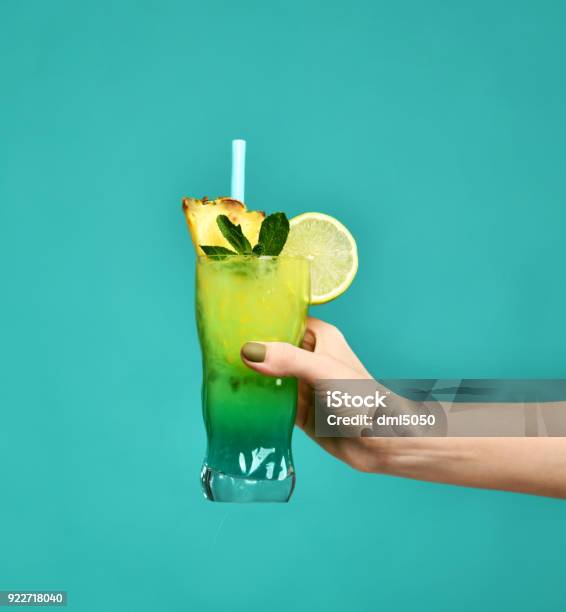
[182,197,265,255]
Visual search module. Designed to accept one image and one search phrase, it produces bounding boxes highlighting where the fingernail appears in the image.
[301,329,316,352]
[241,342,266,363]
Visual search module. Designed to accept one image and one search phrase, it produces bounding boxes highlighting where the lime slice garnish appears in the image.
[282,212,358,304]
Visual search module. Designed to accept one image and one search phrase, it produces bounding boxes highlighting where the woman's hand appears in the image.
[240,317,391,472]
[241,318,566,498]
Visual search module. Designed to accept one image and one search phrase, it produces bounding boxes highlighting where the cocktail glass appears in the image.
[196,255,310,502]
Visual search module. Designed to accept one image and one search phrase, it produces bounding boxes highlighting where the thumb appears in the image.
[240,341,360,384]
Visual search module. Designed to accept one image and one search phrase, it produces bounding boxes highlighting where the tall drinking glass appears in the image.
[196,255,310,502]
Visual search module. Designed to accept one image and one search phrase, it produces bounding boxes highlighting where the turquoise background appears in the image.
[1,1,565,610]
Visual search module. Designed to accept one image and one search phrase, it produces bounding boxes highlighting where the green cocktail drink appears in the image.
[196,255,310,502]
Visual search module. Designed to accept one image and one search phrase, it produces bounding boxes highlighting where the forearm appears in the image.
[362,437,566,498]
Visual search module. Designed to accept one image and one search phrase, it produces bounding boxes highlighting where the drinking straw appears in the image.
[230,139,246,201]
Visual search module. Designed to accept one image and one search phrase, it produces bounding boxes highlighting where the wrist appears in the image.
[350,437,477,478]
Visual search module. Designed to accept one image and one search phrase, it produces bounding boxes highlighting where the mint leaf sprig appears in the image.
[216,215,252,254]
[200,212,290,258]
[252,213,289,256]
[200,245,238,257]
